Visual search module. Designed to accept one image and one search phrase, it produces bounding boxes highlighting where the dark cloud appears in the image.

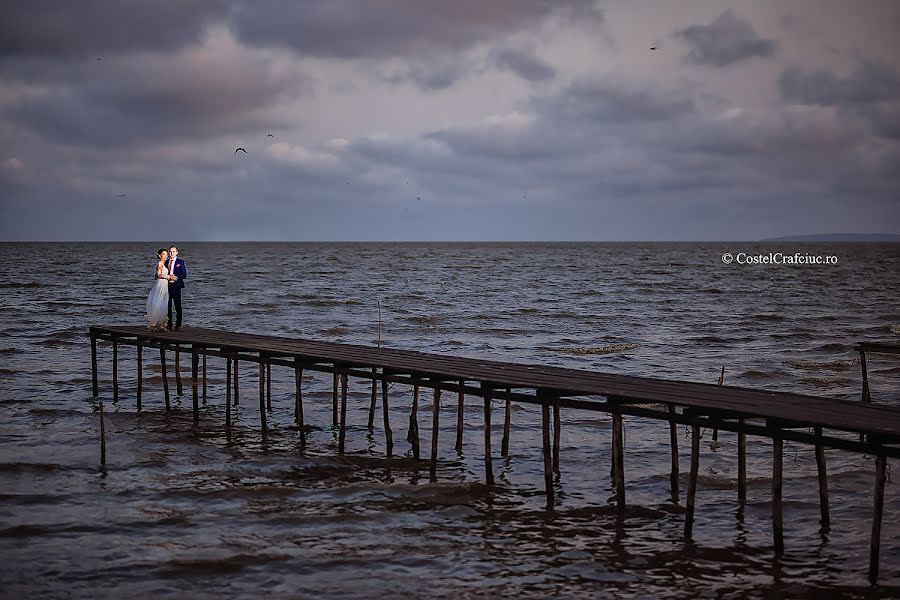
[677,9,777,67]
[0,0,225,58]
[535,78,695,124]
[490,47,556,82]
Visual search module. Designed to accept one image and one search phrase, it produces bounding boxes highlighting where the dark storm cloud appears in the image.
[535,78,695,124]
[228,0,602,58]
[677,9,777,67]
[490,47,556,82]
[0,0,225,58]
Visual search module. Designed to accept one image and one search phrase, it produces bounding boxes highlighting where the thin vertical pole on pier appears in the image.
[368,368,377,430]
[381,374,393,457]
[338,371,348,455]
[266,362,272,411]
[712,366,724,442]
[191,348,199,424]
[501,387,512,458]
[540,393,554,510]
[99,400,106,468]
[202,351,207,405]
[814,427,830,529]
[294,359,305,448]
[258,359,267,436]
[332,371,339,427]
[553,403,561,475]
[860,349,870,443]
[136,343,143,412]
[233,358,239,406]
[455,380,464,452]
[669,405,679,503]
[685,424,700,538]
[225,357,232,430]
[737,418,747,504]
[90,333,98,398]
[482,382,494,486]
[408,385,420,460]
[160,348,170,412]
[772,431,784,556]
[430,387,441,482]
[112,340,118,403]
[175,348,182,397]
[869,453,887,584]
[612,409,625,510]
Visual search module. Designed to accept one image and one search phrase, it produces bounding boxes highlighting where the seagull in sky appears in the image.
[650,46,658,50]
[267,133,274,138]
[234,147,247,154]
[116,194,126,198]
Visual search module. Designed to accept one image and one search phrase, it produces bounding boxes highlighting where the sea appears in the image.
[0,242,898,599]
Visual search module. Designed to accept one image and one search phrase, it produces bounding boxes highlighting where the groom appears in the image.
[167,245,187,330]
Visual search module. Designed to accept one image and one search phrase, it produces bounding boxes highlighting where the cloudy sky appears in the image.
[1,1,898,241]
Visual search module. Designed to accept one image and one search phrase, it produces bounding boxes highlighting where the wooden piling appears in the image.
[814,427,830,529]
[712,366,725,442]
[136,342,143,411]
[553,403,561,475]
[338,372,348,455]
[737,418,747,504]
[294,359,305,448]
[612,409,625,510]
[191,349,199,424]
[233,358,239,406]
[368,367,377,430]
[541,396,554,510]
[225,356,232,429]
[112,340,118,402]
[175,348,182,397]
[99,400,106,468]
[669,405,679,503]
[408,384,420,459]
[258,359,267,435]
[430,387,441,481]
[772,431,784,556]
[160,348,170,411]
[202,351,207,405]
[332,372,339,427]
[685,424,700,538]
[501,387,511,458]
[869,454,886,584]
[90,333,98,398]
[381,375,393,456]
[455,380,464,452]
[482,382,494,486]
[860,349,870,443]
[266,362,272,411]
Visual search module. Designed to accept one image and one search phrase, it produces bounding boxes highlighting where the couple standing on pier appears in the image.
[146,245,186,331]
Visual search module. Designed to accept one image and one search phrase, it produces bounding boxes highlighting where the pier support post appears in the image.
[338,371,348,455]
[91,333,98,398]
[455,380,464,452]
[553,403,561,475]
[501,387,511,458]
[869,454,886,584]
[482,382,494,486]
[368,368,377,430]
[685,423,700,538]
[112,340,118,403]
[160,348,170,412]
[860,350,870,443]
[99,400,106,469]
[430,387,441,481]
[814,427,830,529]
[233,358,239,406]
[772,431,784,556]
[332,372,339,427]
[175,348,182,397]
[266,362,272,412]
[202,351,207,405]
[408,385,420,459]
[540,394,554,510]
[136,342,143,411]
[669,405,679,503]
[381,374,393,456]
[258,358,267,436]
[225,356,232,430]
[612,409,625,510]
[294,359,305,448]
[738,418,747,504]
[191,348,199,424]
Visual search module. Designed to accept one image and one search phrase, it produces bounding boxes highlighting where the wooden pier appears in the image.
[90,326,900,583]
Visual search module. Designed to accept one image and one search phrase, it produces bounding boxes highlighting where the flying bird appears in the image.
[234,147,247,154]
[650,46,658,50]
[116,194,126,198]
[416,196,420,201]
[267,133,274,138]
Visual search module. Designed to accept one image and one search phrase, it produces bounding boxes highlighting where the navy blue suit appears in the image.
[167,257,187,329]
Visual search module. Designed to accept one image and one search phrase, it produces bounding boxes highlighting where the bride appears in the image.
[146,248,173,330]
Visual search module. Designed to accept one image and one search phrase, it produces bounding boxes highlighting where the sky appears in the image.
[1,0,899,241]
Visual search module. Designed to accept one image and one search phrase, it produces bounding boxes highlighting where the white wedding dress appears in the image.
[146,262,169,329]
